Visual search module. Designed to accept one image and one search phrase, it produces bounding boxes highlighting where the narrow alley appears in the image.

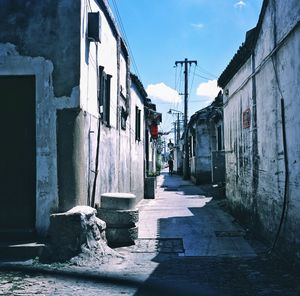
[0,1,300,295]
[1,170,299,295]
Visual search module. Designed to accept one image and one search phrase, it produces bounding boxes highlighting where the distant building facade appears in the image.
[218,0,300,260]
[187,92,224,184]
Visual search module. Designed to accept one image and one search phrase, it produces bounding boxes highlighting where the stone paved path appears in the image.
[0,170,299,295]
[137,171,256,257]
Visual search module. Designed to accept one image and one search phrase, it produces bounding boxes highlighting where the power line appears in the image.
[195,65,218,79]
[188,64,196,98]
[194,73,214,81]
[110,0,142,78]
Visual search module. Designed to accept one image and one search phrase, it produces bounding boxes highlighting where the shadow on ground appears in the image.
[134,172,300,296]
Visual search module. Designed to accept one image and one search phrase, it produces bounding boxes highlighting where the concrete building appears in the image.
[218,0,300,260]
[130,73,147,203]
[187,92,224,184]
[0,0,155,239]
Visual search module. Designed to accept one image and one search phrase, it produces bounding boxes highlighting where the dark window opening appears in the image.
[135,106,141,141]
[192,136,196,156]
[121,107,128,130]
[98,66,112,126]
[217,125,222,151]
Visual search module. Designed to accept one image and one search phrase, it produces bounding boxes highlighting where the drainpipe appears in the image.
[270,1,289,250]
[117,35,121,191]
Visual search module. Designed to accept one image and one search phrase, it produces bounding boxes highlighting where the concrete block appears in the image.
[97,208,139,228]
[106,226,138,247]
[144,177,156,199]
[101,193,136,210]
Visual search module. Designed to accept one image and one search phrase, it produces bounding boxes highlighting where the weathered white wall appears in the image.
[0,43,81,235]
[190,117,222,184]
[80,0,124,205]
[223,0,300,257]
[118,49,131,194]
[193,124,212,183]
[130,84,145,202]
[120,52,127,97]
[254,0,300,250]
[0,0,82,235]
[80,0,118,120]
[223,57,253,210]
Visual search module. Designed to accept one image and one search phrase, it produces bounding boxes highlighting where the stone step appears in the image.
[0,242,45,261]
[0,229,36,243]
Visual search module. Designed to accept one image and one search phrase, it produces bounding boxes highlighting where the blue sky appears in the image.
[108,0,263,134]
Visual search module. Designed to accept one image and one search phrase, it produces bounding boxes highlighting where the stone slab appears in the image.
[97,208,139,227]
[106,226,138,247]
[101,193,136,210]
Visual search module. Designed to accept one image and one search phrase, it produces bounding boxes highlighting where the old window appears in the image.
[192,135,196,156]
[98,66,112,126]
[135,106,141,141]
[189,136,193,157]
[243,108,251,129]
[217,125,223,151]
[121,107,128,130]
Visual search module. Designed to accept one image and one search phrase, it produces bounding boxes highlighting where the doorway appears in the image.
[0,76,36,239]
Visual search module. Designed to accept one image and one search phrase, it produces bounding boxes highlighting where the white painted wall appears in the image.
[0,0,147,236]
[80,0,118,123]
[120,52,127,97]
[222,0,300,256]
[223,57,253,207]
[79,0,121,204]
[130,83,145,202]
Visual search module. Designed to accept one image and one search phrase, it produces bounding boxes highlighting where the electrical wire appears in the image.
[195,65,218,79]
[188,64,196,98]
[193,72,214,81]
[110,0,142,79]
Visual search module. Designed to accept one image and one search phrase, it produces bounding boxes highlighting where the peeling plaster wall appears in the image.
[223,0,300,258]
[0,0,80,98]
[0,0,144,235]
[0,0,81,235]
[254,2,300,253]
[0,45,57,235]
[80,0,119,205]
[190,116,223,185]
[223,57,254,220]
[130,84,145,202]
[80,0,134,205]
[118,49,131,195]
[192,123,212,184]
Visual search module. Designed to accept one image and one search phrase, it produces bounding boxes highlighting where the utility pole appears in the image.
[173,121,177,144]
[175,58,197,179]
[176,112,180,146]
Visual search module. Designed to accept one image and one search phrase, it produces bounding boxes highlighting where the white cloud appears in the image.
[146,83,181,103]
[234,1,246,8]
[196,79,221,99]
[191,23,204,29]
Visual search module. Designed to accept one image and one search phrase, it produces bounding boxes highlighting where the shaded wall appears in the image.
[223,0,300,258]
[0,0,80,97]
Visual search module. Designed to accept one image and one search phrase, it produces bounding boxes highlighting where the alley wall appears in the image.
[222,0,300,258]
